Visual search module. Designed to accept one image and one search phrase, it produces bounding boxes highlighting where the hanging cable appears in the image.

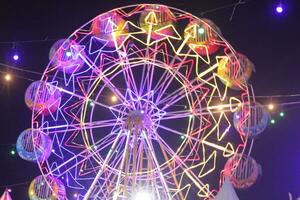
[230,0,247,21]
[0,38,61,45]
[0,181,30,188]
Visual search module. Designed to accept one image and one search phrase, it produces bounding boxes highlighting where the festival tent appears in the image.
[214,177,239,200]
[0,189,12,200]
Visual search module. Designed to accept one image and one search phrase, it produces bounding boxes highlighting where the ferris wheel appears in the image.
[16,4,268,200]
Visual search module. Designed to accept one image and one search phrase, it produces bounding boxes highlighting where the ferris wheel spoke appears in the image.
[168,47,193,70]
[151,48,191,99]
[146,60,156,98]
[153,51,195,104]
[154,79,197,107]
[81,56,128,104]
[45,83,127,115]
[159,88,191,111]
[158,124,235,156]
[113,129,134,197]
[120,48,140,100]
[122,62,139,98]
[153,136,193,200]
[152,66,172,93]
[78,50,129,105]
[157,77,213,110]
[45,82,88,101]
[143,132,173,200]
[139,62,148,96]
[90,99,128,116]
[46,132,119,176]
[140,43,159,98]
[78,52,100,73]
[139,60,155,99]
[154,67,183,104]
[156,70,177,101]
[94,153,125,197]
[159,109,209,121]
[155,134,208,191]
[83,130,125,200]
[160,105,234,122]
[101,75,128,104]
[156,124,202,144]
[41,119,122,134]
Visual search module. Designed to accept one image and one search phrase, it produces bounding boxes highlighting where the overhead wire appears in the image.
[2,62,300,101]
[0,38,61,45]
[0,181,30,188]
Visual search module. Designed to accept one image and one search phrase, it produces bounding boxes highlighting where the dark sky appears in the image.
[0,0,300,199]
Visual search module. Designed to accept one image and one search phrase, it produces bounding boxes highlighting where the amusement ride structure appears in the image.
[16,4,269,200]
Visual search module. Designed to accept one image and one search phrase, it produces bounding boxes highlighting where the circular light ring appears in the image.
[233,102,269,138]
[80,58,201,177]
[28,175,66,200]
[223,154,262,189]
[49,39,85,74]
[25,81,61,115]
[16,129,52,162]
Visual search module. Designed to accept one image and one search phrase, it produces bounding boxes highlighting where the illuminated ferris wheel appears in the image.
[16,4,268,200]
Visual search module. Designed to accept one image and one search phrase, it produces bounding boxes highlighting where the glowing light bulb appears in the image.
[10,150,16,155]
[198,27,205,34]
[134,191,152,200]
[4,74,12,81]
[13,54,19,61]
[111,95,118,103]
[180,135,185,140]
[270,119,276,124]
[276,4,283,13]
[66,51,72,57]
[268,104,274,110]
[279,112,285,117]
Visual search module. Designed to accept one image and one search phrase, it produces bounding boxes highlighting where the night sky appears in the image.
[0,0,300,199]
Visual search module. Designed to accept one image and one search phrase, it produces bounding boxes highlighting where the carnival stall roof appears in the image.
[214,177,239,200]
[0,189,12,200]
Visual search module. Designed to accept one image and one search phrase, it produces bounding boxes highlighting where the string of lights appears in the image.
[1,61,300,99]
[0,63,44,76]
